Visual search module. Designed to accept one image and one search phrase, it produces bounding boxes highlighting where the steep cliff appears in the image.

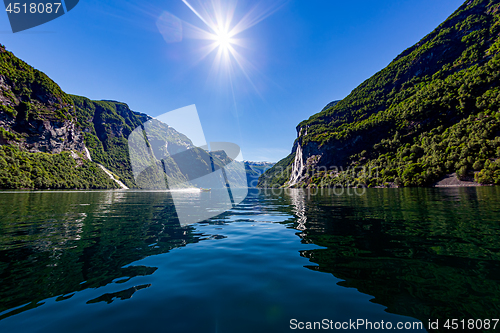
[70,96,151,188]
[0,44,84,154]
[0,43,120,189]
[0,43,251,189]
[259,0,500,188]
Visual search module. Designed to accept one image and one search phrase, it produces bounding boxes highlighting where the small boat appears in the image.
[199,188,211,192]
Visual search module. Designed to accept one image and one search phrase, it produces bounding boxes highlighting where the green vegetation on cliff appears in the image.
[0,44,73,121]
[0,43,151,189]
[0,146,118,189]
[0,40,256,190]
[71,96,147,188]
[260,0,500,188]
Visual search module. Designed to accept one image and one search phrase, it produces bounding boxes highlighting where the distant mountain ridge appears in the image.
[244,161,275,187]
[259,0,500,188]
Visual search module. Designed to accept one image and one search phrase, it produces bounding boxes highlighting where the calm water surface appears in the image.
[0,187,500,332]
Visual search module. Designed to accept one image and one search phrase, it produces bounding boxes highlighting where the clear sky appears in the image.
[0,0,464,162]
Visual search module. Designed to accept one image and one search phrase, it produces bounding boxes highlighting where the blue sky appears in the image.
[0,0,464,162]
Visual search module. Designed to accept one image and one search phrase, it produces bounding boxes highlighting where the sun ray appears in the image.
[228,1,288,37]
[227,45,265,100]
[181,0,213,32]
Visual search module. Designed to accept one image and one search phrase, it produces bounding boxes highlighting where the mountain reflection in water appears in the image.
[0,188,499,332]
[283,187,500,327]
[0,191,205,318]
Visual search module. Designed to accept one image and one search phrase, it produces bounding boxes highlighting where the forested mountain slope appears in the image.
[0,44,118,189]
[259,0,500,188]
[0,44,245,189]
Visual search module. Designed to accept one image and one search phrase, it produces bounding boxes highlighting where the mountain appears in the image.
[128,118,247,190]
[0,44,118,189]
[244,161,275,187]
[0,44,247,190]
[259,0,500,188]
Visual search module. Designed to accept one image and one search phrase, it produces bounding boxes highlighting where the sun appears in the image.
[180,0,286,90]
[215,29,233,51]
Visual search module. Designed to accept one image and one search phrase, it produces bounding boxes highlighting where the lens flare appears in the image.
[180,0,287,89]
[156,11,183,44]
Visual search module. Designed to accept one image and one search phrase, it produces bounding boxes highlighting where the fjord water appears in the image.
[0,188,499,332]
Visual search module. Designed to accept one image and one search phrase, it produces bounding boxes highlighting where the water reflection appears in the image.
[86,284,152,304]
[289,189,307,231]
[0,191,203,319]
[1,188,500,332]
[284,187,500,328]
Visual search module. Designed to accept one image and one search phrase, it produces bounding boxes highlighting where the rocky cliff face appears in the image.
[0,115,85,153]
[287,122,364,187]
[0,44,87,155]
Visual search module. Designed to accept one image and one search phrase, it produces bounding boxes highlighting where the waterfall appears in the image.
[288,143,305,186]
